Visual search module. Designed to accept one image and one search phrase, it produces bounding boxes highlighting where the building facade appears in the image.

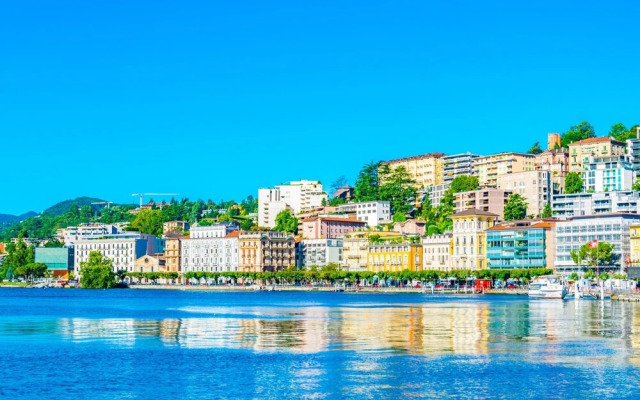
[163,221,190,234]
[238,231,296,272]
[584,155,635,192]
[450,209,498,270]
[258,180,328,228]
[554,214,640,273]
[497,170,552,217]
[62,223,121,247]
[74,233,156,274]
[181,231,239,273]
[552,191,640,218]
[443,152,480,183]
[422,234,452,271]
[163,232,183,273]
[486,220,555,270]
[342,233,369,272]
[190,222,239,238]
[367,243,423,273]
[424,182,451,208]
[454,189,511,220]
[35,247,74,279]
[337,201,391,227]
[380,153,445,189]
[392,219,426,236]
[298,239,343,268]
[568,136,626,173]
[301,216,366,239]
[472,153,536,187]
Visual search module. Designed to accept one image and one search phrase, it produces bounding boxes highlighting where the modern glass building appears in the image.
[486,221,554,269]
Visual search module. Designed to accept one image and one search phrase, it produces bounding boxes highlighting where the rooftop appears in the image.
[570,136,626,146]
[381,152,446,164]
[450,209,499,217]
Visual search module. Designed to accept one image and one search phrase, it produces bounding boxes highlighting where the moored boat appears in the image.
[528,276,568,299]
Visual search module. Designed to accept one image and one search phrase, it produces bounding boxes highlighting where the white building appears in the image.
[552,191,640,218]
[422,233,452,271]
[584,155,635,192]
[554,214,640,273]
[299,238,343,268]
[424,182,451,208]
[258,180,327,228]
[62,223,121,247]
[443,152,480,183]
[337,201,391,227]
[181,231,239,273]
[497,170,552,217]
[190,222,239,238]
[74,233,155,274]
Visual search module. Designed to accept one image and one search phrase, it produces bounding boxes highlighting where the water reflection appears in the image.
[3,297,640,362]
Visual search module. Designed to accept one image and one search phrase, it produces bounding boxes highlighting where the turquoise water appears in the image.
[1,289,639,399]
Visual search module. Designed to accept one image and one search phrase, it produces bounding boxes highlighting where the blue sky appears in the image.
[1,0,639,215]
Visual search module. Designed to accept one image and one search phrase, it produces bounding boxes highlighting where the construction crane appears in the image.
[132,193,179,208]
[91,201,113,209]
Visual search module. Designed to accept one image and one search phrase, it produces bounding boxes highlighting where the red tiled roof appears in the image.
[381,152,446,164]
[451,209,499,217]
[571,136,625,145]
[225,231,240,238]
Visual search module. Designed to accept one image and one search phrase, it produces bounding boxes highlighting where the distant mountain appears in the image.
[42,197,107,216]
[0,211,38,223]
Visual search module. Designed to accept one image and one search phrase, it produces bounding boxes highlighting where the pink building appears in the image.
[301,216,366,239]
[392,219,426,235]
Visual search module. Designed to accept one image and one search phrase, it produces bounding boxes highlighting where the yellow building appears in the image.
[164,232,183,273]
[367,242,423,273]
[380,152,445,189]
[630,225,640,264]
[568,136,626,173]
[472,152,536,187]
[343,231,404,272]
[450,209,498,270]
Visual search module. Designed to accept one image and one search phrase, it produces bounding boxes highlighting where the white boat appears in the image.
[528,276,568,299]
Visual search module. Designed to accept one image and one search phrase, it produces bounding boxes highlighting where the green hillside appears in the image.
[42,197,106,216]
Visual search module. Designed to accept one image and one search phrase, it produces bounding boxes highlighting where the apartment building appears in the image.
[552,191,640,218]
[392,219,426,236]
[258,180,328,228]
[450,209,498,270]
[454,189,511,220]
[629,224,640,265]
[584,155,635,192]
[367,243,423,273]
[62,223,121,246]
[342,233,369,272]
[190,222,239,238]
[337,201,391,227]
[554,214,640,273]
[380,153,446,189]
[301,216,366,239]
[74,233,156,274]
[423,182,451,208]
[181,230,239,273]
[627,136,640,171]
[298,239,343,268]
[568,137,626,173]
[422,233,452,271]
[163,231,183,273]
[238,231,296,272]
[443,153,480,183]
[486,220,556,270]
[497,170,552,217]
[473,152,536,187]
[534,149,568,193]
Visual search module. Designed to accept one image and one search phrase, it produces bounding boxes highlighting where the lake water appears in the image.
[1,288,639,399]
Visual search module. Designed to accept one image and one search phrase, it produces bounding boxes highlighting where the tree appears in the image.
[565,172,583,194]
[561,121,595,147]
[633,177,640,192]
[609,123,640,142]
[541,202,552,218]
[15,262,47,281]
[130,209,163,236]
[330,175,349,193]
[570,241,614,270]
[449,175,479,193]
[44,239,64,248]
[392,211,407,223]
[354,162,380,201]
[274,210,298,234]
[79,251,116,289]
[3,235,34,275]
[378,166,417,215]
[503,194,528,221]
[527,142,543,154]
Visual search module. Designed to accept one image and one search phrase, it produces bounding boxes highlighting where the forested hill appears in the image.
[42,197,107,216]
[0,212,38,224]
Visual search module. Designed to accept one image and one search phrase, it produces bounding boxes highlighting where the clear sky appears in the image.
[1,0,639,215]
